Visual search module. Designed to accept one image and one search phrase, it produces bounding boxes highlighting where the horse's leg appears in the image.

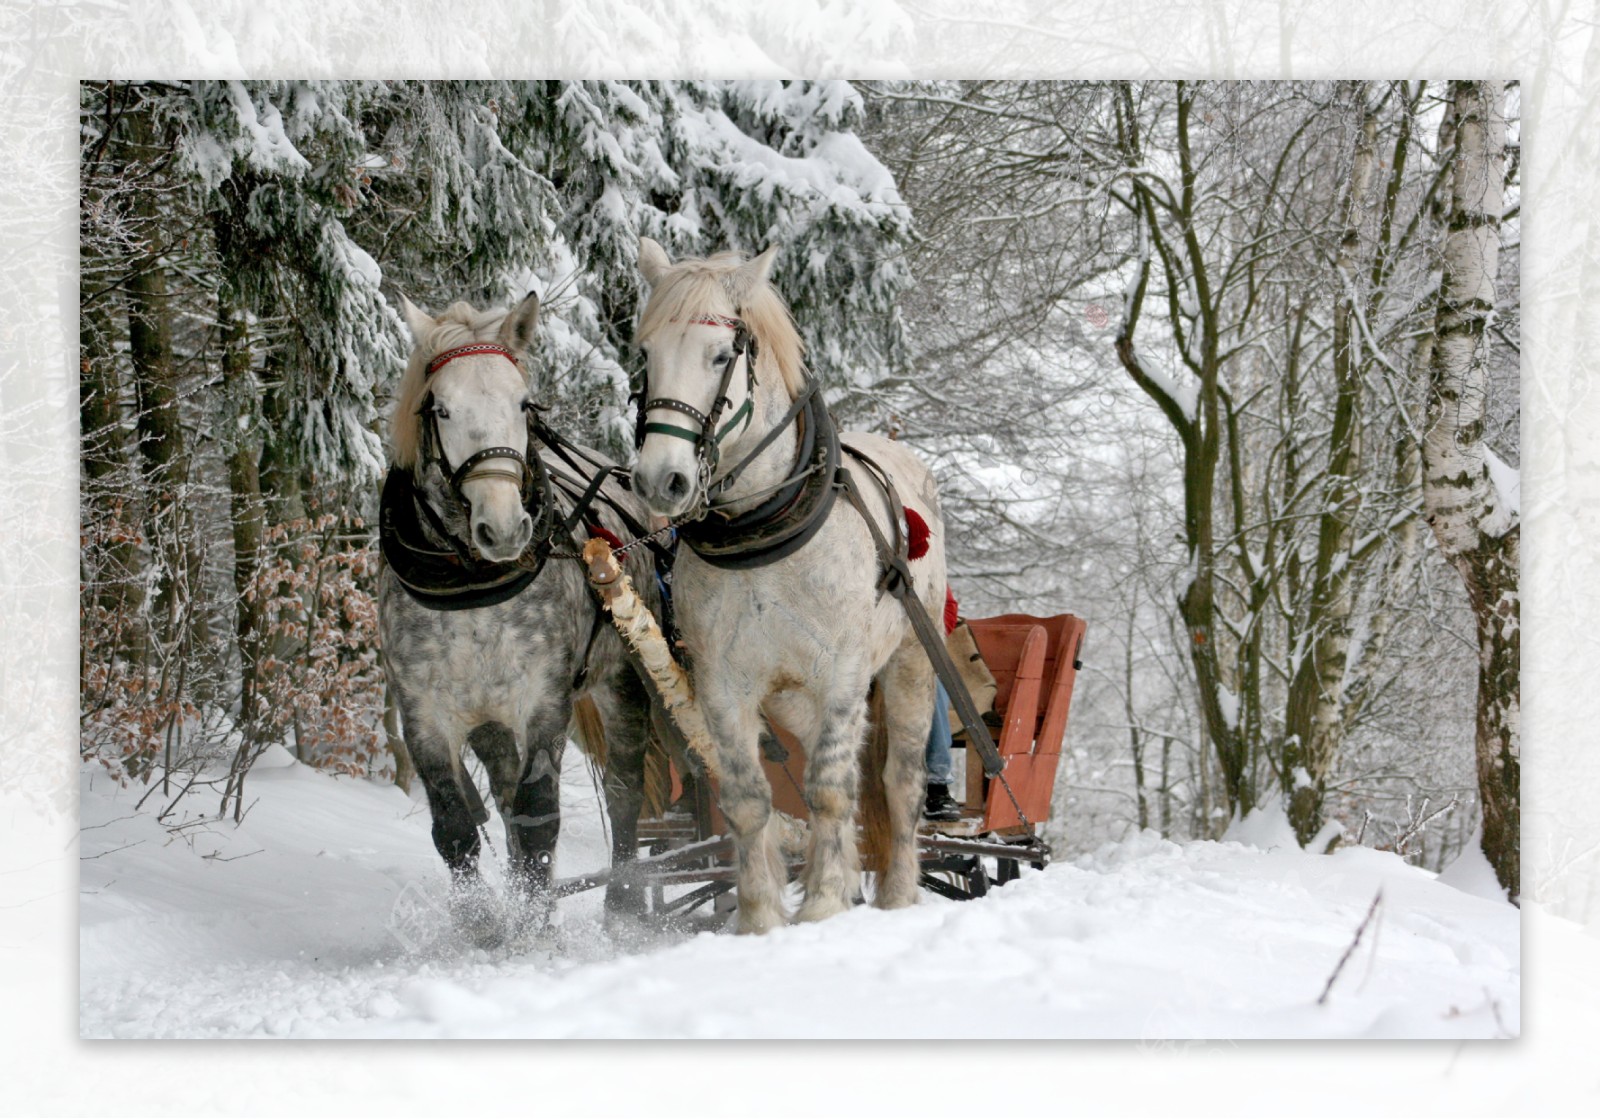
[589,669,651,918]
[402,702,504,947]
[789,683,869,922]
[873,644,938,909]
[505,708,568,923]
[701,683,787,934]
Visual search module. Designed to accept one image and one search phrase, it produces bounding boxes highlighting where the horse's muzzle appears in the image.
[631,462,697,519]
[472,511,533,563]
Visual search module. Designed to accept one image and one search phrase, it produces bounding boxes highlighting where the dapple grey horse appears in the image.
[379,293,658,945]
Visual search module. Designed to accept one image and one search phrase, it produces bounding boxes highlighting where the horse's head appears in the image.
[632,237,803,519]
[392,293,542,563]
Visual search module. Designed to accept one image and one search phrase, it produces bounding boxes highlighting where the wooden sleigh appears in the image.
[560,612,1087,923]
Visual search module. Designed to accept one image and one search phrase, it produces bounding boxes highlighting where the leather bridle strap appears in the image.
[635,315,758,461]
[418,342,534,502]
[449,445,530,491]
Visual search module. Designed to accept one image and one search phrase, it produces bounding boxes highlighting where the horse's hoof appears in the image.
[735,905,785,935]
[449,880,507,949]
[793,894,851,923]
[603,879,649,919]
[874,884,920,910]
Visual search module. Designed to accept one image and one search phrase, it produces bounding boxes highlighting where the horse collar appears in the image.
[379,467,545,611]
[675,385,841,569]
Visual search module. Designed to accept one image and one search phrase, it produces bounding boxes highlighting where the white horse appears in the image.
[629,237,947,933]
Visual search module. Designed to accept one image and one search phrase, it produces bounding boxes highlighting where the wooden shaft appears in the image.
[581,537,722,782]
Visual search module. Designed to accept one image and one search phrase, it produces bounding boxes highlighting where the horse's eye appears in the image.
[713,352,732,368]
[431,402,450,420]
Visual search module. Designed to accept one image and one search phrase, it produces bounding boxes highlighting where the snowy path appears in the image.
[78,753,1518,1040]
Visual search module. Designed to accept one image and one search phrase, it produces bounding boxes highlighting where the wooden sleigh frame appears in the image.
[554,612,1087,921]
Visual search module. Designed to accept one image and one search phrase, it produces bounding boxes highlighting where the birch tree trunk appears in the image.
[1423,80,1520,901]
[1284,85,1377,843]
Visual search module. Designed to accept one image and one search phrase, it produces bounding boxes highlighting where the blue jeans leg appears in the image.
[924,678,954,785]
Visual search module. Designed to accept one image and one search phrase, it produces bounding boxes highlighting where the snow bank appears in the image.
[78,756,1518,1040]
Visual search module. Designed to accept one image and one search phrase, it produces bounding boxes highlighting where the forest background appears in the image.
[75,78,1522,897]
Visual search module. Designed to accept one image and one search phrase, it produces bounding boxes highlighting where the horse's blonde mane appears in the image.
[637,252,807,400]
[389,301,525,470]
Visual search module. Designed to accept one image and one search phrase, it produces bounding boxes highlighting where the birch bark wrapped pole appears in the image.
[581,537,722,783]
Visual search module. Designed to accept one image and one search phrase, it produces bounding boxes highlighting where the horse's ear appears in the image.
[727,245,778,307]
[497,291,540,358]
[398,294,434,343]
[639,236,672,286]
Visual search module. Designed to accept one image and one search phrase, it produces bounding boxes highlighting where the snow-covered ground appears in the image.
[75,747,1521,1041]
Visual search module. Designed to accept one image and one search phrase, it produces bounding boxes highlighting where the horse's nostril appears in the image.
[517,514,532,542]
[475,522,497,551]
[665,471,690,500]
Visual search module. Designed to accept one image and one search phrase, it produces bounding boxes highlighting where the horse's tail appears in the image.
[570,694,608,771]
[641,727,673,820]
[858,681,892,877]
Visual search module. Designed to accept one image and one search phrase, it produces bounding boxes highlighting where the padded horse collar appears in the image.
[380,466,545,611]
[674,380,840,570]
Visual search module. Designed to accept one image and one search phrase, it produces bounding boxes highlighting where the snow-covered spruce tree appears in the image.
[79,80,911,788]
[528,80,912,450]
[177,80,406,493]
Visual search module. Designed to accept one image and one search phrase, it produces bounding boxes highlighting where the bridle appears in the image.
[417,342,546,511]
[631,313,759,480]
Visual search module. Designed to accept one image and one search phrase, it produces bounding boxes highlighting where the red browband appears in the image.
[426,343,520,377]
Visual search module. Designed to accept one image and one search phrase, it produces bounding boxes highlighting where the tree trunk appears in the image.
[259,354,307,526]
[1422,80,1519,902]
[218,279,266,753]
[1285,83,1377,844]
[123,102,208,672]
[80,283,145,650]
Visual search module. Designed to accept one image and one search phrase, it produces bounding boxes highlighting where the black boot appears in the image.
[924,782,961,822]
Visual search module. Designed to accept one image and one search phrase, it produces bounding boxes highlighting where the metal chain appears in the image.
[539,516,684,563]
[991,765,1034,832]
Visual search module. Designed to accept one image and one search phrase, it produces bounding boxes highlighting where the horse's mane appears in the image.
[389,301,523,470]
[637,252,807,400]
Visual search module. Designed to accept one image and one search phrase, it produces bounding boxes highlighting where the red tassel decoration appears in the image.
[904,506,931,560]
[587,524,625,551]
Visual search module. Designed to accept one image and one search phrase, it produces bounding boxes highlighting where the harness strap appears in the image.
[835,459,1011,786]
[708,379,819,502]
[553,459,615,544]
[570,598,608,693]
[533,421,676,572]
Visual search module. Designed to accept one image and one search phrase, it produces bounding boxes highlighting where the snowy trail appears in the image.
[78,753,1518,1040]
